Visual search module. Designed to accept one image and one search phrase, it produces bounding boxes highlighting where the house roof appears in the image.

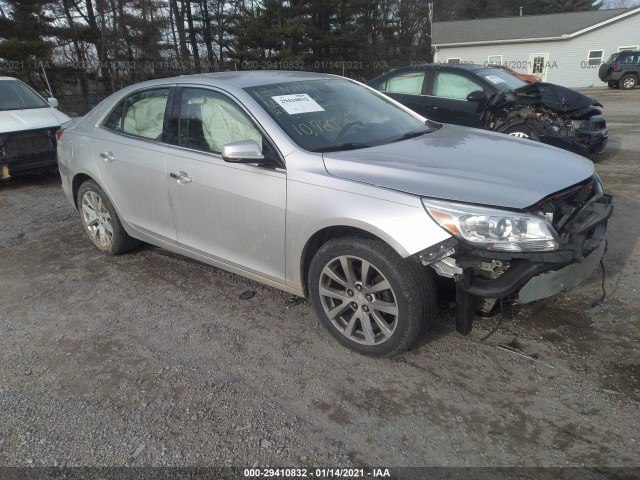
[433,7,639,46]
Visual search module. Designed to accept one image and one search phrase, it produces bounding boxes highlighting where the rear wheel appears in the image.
[77,180,140,255]
[620,74,637,90]
[608,81,619,89]
[308,236,435,357]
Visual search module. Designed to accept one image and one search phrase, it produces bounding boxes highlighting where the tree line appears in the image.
[0,0,603,96]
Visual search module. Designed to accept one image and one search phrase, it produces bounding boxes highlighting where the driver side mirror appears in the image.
[47,97,59,109]
[221,140,267,164]
[466,90,487,102]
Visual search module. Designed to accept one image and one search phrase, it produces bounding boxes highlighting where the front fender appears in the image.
[284,176,451,291]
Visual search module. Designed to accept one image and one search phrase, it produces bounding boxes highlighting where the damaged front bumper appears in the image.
[538,114,608,155]
[517,239,605,304]
[0,128,59,180]
[418,180,613,335]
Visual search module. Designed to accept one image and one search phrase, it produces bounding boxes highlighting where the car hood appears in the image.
[512,82,602,111]
[0,108,71,134]
[322,124,595,209]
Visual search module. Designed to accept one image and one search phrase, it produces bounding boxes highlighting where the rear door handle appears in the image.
[100,151,115,162]
[170,171,192,185]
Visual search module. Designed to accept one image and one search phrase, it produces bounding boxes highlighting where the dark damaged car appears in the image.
[368,64,608,155]
[0,77,70,180]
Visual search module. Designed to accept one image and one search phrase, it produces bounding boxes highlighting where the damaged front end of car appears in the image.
[417,175,613,335]
[482,82,609,155]
[0,128,59,180]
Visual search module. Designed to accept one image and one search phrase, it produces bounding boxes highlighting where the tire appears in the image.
[308,236,436,357]
[504,125,534,139]
[620,74,637,90]
[608,81,618,89]
[76,180,140,255]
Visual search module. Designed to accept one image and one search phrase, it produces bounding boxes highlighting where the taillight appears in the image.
[613,64,620,72]
[55,120,74,143]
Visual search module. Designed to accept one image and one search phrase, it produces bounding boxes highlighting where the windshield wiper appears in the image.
[392,129,432,143]
[311,143,371,153]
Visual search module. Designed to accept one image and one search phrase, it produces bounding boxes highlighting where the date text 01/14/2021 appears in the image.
[243,468,391,478]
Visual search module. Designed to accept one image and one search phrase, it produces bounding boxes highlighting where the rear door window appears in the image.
[102,88,170,141]
[380,71,426,95]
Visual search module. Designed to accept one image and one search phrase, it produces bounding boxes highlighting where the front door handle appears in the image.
[100,151,115,162]
[170,171,192,185]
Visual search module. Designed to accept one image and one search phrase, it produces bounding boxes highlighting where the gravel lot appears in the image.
[1,88,639,470]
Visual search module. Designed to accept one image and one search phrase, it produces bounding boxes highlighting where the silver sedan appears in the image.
[57,72,612,356]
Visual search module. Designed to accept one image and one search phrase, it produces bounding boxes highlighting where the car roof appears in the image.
[0,76,19,81]
[118,71,344,92]
[389,64,487,73]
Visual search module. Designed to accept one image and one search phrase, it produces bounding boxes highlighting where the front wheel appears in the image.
[504,125,535,139]
[77,180,140,255]
[308,236,435,357]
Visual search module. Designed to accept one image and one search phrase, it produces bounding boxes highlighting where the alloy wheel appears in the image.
[81,191,113,249]
[508,131,530,139]
[318,255,399,345]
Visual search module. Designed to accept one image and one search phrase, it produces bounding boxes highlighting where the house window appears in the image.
[447,58,461,64]
[487,55,503,65]
[587,50,604,66]
[618,46,639,52]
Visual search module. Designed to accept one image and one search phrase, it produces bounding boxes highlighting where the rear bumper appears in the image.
[600,72,623,82]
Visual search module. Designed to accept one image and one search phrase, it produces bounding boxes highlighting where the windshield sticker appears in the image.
[485,75,507,85]
[271,94,325,114]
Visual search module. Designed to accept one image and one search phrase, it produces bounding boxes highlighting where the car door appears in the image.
[374,70,431,118]
[424,70,488,128]
[91,87,177,242]
[165,87,286,282]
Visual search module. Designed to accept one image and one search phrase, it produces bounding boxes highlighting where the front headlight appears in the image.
[422,199,559,252]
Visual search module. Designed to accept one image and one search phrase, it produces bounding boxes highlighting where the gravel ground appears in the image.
[0,89,639,470]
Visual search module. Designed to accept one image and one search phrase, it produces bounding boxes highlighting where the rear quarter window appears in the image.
[102,88,170,141]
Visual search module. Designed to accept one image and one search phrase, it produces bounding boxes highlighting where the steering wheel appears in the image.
[334,121,365,143]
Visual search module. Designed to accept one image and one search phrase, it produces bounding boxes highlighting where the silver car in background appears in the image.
[57,72,612,357]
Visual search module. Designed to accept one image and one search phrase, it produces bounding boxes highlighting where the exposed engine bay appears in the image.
[418,175,613,335]
[482,82,608,155]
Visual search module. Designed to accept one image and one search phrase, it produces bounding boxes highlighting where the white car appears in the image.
[0,77,70,180]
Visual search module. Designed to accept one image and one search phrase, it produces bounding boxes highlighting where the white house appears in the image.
[432,7,640,88]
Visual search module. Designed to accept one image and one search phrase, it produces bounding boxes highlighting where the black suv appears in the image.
[599,51,640,89]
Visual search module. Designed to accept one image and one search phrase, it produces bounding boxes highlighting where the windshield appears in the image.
[0,80,50,111]
[476,68,527,92]
[244,79,433,152]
